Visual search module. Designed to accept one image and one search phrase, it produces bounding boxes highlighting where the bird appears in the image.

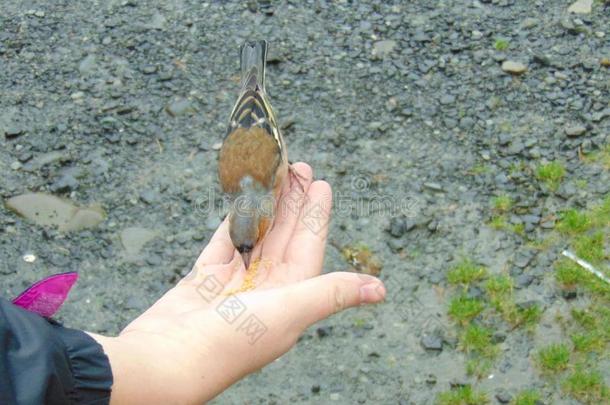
[218,40,299,269]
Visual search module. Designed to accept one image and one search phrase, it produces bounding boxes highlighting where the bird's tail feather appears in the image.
[240,40,267,91]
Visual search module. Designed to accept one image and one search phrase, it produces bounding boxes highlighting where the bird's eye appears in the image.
[237,243,253,254]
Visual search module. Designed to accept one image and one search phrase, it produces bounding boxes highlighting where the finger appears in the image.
[262,162,313,262]
[182,251,241,287]
[285,272,385,331]
[197,217,235,266]
[285,180,332,274]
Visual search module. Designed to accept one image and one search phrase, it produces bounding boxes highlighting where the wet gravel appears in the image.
[1,1,609,404]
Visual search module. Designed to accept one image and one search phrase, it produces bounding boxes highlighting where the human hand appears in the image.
[90,163,386,404]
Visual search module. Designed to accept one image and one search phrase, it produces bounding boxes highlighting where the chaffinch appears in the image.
[218,40,299,268]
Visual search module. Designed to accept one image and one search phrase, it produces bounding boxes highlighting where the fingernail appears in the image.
[359,281,386,304]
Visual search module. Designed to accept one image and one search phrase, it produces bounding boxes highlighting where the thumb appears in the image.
[287,272,386,330]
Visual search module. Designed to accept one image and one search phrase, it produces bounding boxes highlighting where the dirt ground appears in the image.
[1,1,608,404]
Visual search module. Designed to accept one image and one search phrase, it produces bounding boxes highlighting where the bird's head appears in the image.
[228,184,274,268]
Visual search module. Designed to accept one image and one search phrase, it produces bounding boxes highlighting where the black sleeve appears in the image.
[0,297,112,405]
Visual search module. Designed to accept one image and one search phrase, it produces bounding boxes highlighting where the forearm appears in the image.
[88,331,232,404]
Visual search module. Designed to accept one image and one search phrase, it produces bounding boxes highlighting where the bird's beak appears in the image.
[241,251,251,269]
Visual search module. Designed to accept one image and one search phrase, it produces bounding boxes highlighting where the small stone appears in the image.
[389,217,406,237]
[514,252,533,268]
[492,331,507,344]
[120,227,158,256]
[316,326,332,338]
[4,126,24,138]
[212,142,223,150]
[141,65,157,74]
[471,30,483,40]
[423,182,443,192]
[507,142,524,155]
[562,288,578,300]
[521,18,539,29]
[425,374,437,385]
[440,94,455,105]
[495,389,512,403]
[166,98,193,116]
[421,334,443,351]
[22,253,37,263]
[79,54,97,75]
[10,161,22,170]
[387,238,403,253]
[330,393,340,401]
[146,254,162,266]
[18,152,33,163]
[502,60,527,75]
[50,174,79,193]
[565,125,587,137]
[311,385,321,394]
[139,189,160,204]
[149,12,166,29]
[515,274,533,288]
[372,40,396,58]
[125,296,145,310]
[205,215,221,231]
[568,0,593,14]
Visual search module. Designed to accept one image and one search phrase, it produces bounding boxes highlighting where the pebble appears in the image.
[501,61,527,75]
[165,98,193,116]
[22,253,37,263]
[10,161,22,170]
[51,174,79,193]
[389,217,406,237]
[139,189,160,204]
[205,215,221,231]
[4,126,25,138]
[144,254,160,266]
[521,18,539,29]
[316,326,332,338]
[506,142,524,155]
[5,193,105,232]
[440,94,455,105]
[372,40,396,58]
[565,125,586,137]
[141,65,158,74]
[568,0,593,14]
[120,227,158,256]
[79,55,97,75]
[421,334,443,351]
[423,182,444,192]
[515,273,533,288]
[495,389,512,403]
[387,238,403,253]
[492,331,507,344]
[212,142,223,150]
[562,289,578,300]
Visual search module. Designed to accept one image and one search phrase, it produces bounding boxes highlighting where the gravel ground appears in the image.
[1,1,609,404]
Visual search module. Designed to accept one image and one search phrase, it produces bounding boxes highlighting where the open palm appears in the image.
[90,163,386,404]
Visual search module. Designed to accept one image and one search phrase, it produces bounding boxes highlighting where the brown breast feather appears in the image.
[218,126,286,195]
